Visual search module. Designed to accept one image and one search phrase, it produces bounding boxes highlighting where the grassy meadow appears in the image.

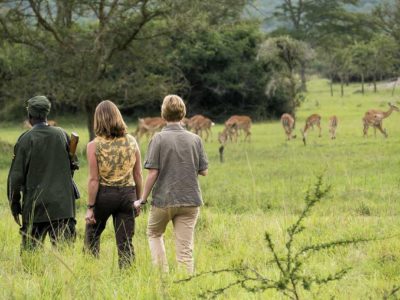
[0,78,400,299]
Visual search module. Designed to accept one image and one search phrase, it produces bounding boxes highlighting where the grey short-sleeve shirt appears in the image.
[144,123,208,207]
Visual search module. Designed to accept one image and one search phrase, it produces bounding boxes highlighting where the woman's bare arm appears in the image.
[86,141,99,224]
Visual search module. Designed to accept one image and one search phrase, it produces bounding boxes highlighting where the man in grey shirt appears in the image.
[135,95,208,274]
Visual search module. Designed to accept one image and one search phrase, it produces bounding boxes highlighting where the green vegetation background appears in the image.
[0,79,399,299]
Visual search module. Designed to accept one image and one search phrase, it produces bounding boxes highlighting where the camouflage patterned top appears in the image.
[95,134,138,187]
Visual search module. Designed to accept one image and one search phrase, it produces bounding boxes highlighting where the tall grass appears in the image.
[0,79,399,299]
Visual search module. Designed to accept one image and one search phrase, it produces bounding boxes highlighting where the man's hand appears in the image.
[10,201,22,226]
[71,158,79,171]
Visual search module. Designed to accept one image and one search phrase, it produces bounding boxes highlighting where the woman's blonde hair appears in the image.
[94,100,127,138]
[161,95,186,122]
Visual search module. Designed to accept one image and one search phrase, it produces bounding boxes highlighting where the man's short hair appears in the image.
[161,95,186,122]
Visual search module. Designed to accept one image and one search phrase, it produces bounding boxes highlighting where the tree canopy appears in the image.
[0,0,399,132]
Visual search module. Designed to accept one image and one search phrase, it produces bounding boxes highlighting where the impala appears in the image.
[362,102,399,137]
[218,126,234,145]
[223,115,252,142]
[300,114,321,145]
[188,114,215,142]
[48,120,57,126]
[23,119,57,129]
[181,117,190,128]
[134,117,166,141]
[328,115,338,139]
[280,113,296,140]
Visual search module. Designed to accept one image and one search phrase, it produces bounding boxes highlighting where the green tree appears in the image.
[271,0,373,91]
[0,0,249,139]
[367,34,399,92]
[318,44,351,97]
[258,36,313,116]
[170,21,275,120]
[0,0,175,138]
[349,42,374,94]
[374,0,400,43]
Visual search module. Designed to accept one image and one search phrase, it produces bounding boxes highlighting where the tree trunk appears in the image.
[330,74,334,97]
[300,61,307,92]
[361,73,365,95]
[289,73,297,117]
[373,74,377,93]
[392,79,397,96]
[85,100,96,141]
[340,76,344,97]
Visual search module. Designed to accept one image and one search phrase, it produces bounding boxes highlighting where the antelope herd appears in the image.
[133,114,253,145]
[22,102,398,148]
[279,102,399,145]
[131,101,399,148]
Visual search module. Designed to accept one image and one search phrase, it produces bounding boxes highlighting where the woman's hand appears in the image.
[133,199,144,209]
[133,200,143,217]
[85,208,96,224]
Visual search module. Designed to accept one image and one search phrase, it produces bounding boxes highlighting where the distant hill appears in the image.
[248,0,386,32]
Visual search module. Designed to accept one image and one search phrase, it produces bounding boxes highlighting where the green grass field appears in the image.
[0,79,399,299]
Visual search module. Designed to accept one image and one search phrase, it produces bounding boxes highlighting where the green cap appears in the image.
[27,96,51,119]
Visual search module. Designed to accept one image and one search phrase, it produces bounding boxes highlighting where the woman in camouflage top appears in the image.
[84,100,143,268]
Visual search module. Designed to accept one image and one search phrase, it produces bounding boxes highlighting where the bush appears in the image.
[0,100,26,122]
[0,139,13,169]
[178,176,375,299]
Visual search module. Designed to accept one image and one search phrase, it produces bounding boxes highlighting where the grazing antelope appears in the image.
[223,115,252,142]
[22,119,57,129]
[328,115,338,139]
[134,117,166,141]
[22,120,32,129]
[188,114,215,142]
[47,120,57,126]
[362,102,399,138]
[181,117,190,128]
[300,114,322,145]
[218,126,233,145]
[280,113,296,140]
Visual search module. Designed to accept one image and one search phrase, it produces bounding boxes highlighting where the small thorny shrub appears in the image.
[177,176,377,299]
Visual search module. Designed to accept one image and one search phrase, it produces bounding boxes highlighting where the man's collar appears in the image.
[32,122,48,128]
[162,123,185,131]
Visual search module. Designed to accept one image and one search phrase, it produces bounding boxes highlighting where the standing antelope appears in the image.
[280,113,296,140]
[300,114,321,145]
[362,102,399,137]
[22,119,57,129]
[328,115,338,139]
[223,115,252,142]
[134,117,166,141]
[188,114,215,142]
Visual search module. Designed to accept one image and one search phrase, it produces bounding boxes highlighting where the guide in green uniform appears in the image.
[7,96,79,250]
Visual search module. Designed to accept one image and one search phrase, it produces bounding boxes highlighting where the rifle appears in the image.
[69,132,80,199]
[69,132,79,172]
[69,132,79,158]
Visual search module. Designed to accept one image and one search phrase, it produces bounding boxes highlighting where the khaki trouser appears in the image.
[147,206,200,274]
